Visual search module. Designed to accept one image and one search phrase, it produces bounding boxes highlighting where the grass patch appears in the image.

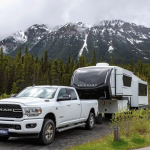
[68,109,150,150]
[131,137,145,145]
[111,138,128,149]
[68,134,150,150]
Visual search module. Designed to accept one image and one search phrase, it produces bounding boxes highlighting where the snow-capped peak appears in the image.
[12,30,27,43]
[63,22,91,29]
[30,24,50,31]
[96,19,126,27]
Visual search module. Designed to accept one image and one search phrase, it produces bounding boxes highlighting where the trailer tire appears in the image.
[85,112,95,130]
[0,137,9,141]
[105,113,112,119]
[95,114,102,124]
[38,119,55,145]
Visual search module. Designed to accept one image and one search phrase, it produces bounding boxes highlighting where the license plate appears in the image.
[0,129,8,135]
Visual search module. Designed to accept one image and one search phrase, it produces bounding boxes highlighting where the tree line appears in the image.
[0,46,150,98]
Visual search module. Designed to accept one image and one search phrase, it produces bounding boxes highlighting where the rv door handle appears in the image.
[78,103,81,105]
[67,104,70,106]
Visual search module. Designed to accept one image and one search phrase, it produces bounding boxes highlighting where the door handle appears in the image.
[67,104,70,106]
[78,103,81,105]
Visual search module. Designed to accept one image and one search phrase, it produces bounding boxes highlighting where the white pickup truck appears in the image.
[0,86,98,145]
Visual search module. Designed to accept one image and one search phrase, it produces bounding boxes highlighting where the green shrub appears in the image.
[0,93,10,100]
[110,108,150,136]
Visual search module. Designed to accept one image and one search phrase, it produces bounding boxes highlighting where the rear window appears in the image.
[66,89,77,100]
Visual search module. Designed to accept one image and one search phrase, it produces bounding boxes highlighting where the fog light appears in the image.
[15,125,21,130]
[26,124,36,128]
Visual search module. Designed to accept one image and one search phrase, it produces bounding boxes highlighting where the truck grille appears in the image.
[0,124,14,129]
[0,124,21,130]
[0,104,23,118]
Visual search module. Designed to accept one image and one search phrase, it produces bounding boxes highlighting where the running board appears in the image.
[57,123,86,132]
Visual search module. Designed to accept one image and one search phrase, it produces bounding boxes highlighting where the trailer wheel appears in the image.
[0,137,9,141]
[95,114,102,124]
[38,119,55,145]
[85,112,95,130]
[105,113,112,119]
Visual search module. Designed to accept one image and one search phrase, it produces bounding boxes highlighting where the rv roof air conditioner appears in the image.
[96,63,109,66]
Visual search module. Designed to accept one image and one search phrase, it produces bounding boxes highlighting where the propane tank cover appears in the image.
[96,63,109,66]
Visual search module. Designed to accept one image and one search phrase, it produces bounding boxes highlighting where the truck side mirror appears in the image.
[57,95,71,101]
[10,94,16,97]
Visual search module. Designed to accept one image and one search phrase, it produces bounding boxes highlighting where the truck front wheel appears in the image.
[0,137,9,141]
[85,112,95,130]
[38,119,55,145]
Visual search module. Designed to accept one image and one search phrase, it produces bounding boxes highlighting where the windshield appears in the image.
[16,87,57,99]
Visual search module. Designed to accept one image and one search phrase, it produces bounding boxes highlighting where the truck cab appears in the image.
[0,86,98,145]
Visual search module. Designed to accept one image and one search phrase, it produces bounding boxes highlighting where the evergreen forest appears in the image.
[0,46,150,105]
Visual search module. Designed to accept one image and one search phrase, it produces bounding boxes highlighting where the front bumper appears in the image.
[0,119,44,135]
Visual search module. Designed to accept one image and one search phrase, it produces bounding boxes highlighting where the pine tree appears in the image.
[0,48,4,94]
[25,45,28,55]
[18,48,21,59]
[100,57,103,62]
[110,59,114,66]
[43,50,48,73]
[128,59,134,72]
[77,55,87,68]
[11,82,18,94]
[59,59,65,85]
[90,51,96,66]
[51,59,61,85]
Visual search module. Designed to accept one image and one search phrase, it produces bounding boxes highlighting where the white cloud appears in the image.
[0,0,150,40]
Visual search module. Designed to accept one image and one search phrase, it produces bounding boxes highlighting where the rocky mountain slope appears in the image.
[0,20,150,63]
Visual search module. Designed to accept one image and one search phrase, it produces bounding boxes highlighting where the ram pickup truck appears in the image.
[0,86,98,145]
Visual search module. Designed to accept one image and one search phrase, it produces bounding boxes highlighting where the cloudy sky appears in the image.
[0,0,150,39]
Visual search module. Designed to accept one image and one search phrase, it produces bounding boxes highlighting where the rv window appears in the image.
[123,75,132,87]
[139,83,147,96]
[73,67,111,87]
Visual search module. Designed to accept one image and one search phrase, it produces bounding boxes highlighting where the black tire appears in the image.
[85,112,95,130]
[38,119,55,145]
[0,137,9,141]
[105,113,112,119]
[95,114,102,124]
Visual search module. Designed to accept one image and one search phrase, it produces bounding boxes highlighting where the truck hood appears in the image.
[0,97,52,106]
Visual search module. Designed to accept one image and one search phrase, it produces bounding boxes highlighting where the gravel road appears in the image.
[0,117,112,150]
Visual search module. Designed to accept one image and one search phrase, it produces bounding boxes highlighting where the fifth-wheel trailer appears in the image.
[71,63,148,118]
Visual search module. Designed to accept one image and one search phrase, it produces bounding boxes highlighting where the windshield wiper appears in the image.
[39,97,46,99]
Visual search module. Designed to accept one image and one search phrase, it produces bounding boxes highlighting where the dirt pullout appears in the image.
[0,117,112,150]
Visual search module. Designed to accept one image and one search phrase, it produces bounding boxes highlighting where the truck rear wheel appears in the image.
[85,112,95,130]
[95,114,102,124]
[38,119,55,145]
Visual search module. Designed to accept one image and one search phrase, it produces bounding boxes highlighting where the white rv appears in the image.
[71,63,148,118]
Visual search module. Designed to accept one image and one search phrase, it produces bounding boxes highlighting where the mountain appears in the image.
[0,20,150,64]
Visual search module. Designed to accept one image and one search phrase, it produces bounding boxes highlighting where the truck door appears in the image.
[56,88,72,126]
[66,88,81,123]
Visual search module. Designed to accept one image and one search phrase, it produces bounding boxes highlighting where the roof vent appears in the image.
[96,63,109,66]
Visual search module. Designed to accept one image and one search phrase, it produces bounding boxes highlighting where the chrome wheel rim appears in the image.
[90,115,94,127]
[45,124,53,141]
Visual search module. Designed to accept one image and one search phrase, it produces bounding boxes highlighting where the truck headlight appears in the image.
[23,107,42,117]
